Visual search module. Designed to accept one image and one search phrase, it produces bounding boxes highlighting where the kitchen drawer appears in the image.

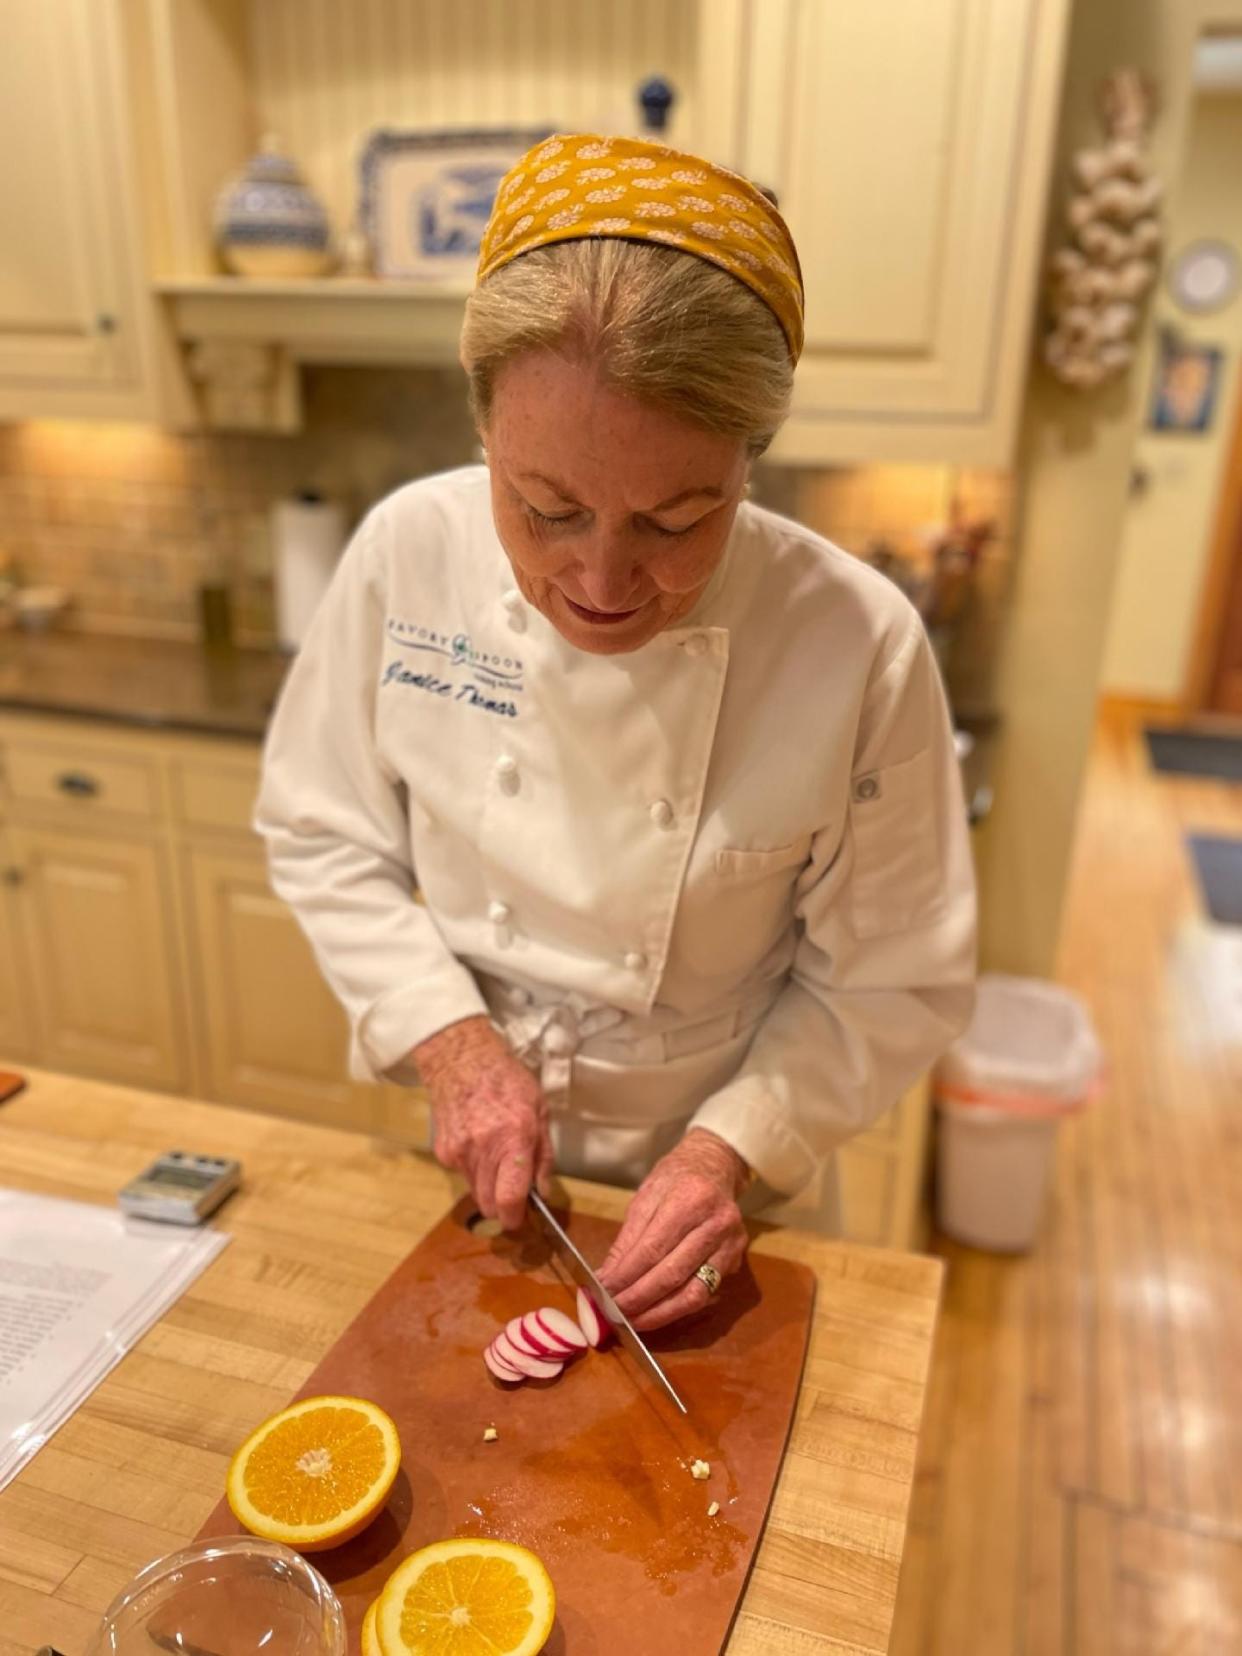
[2,737,159,822]
[171,758,260,837]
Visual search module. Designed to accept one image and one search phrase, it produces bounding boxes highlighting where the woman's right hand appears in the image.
[413,1015,552,1231]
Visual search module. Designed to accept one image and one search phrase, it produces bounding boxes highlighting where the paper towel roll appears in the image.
[272,493,347,651]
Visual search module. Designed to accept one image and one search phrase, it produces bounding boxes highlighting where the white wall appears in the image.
[1102,92,1242,701]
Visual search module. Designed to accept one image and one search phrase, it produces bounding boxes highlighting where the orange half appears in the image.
[377,1538,556,1656]
[225,1394,401,1552]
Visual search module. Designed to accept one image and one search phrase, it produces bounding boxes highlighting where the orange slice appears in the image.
[225,1394,400,1552]
[362,1599,382,1656]
[377,1537,555,1656]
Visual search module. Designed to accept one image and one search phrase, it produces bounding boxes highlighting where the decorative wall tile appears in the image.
[0,367,478,644]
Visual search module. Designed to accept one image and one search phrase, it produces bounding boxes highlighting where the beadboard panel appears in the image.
[247,0,702,237]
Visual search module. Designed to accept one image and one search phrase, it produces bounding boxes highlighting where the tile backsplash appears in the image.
[0,367,479,644]
[779,463,1014,713]
[0,370,1011,713]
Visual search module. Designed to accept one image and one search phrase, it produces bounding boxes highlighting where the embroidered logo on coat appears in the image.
[382,616,523,719]
[386,618,524,689]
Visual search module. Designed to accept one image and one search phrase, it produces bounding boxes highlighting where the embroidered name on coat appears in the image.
[382,660,518,718]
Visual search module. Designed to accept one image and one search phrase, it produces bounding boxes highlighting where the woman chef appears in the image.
[256,134,976,1332]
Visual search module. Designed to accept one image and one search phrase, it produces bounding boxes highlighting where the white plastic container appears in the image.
[934,974,1102,1251]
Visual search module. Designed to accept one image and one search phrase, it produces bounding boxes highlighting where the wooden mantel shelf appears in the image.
[155,275,469,367]
[154,276,472,429]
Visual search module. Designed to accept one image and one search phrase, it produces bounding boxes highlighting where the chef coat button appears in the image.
[624,950,648,971]
[487,900,512,925]
[854,774,881,802]
[496,754,520,794]
[508,985,532,1009]
[684,633,708,658]
[501,589,527,633]
[649,799,674,829]
[544,1025,575,1057]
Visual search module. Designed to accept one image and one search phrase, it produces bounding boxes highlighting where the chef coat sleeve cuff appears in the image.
[350,972,490,1085]
[688,1079,819,1199]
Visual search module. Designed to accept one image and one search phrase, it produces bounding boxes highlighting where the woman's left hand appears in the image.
[594,1128,750,1331]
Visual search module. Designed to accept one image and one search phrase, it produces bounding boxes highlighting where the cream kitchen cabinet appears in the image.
[768,1076,933,1251]
[9,824,187,1089]
[0,711,424,1143]
[0,830,37,1061]
[136,0,1068,459]
[707,0,1071,464]
[181,841,399,1130]
[0,0,159,421]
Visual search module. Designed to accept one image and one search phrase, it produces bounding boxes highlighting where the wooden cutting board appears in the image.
[197,1197,816,1653]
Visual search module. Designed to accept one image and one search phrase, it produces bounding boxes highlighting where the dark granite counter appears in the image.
[0,632,998,823]
[0,631,289,741]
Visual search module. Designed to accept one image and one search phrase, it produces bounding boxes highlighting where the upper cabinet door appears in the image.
[716,0,1069,464]
[0,0,154,418]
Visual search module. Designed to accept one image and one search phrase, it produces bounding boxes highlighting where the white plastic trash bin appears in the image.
[934,974,1102,1251]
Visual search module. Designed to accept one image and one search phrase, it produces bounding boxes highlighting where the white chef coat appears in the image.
[255,465,976,1200]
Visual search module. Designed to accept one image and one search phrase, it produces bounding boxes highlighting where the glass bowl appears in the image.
[86,1535,346,1656]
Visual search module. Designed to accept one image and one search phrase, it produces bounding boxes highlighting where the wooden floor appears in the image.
[889,710,1242,1656]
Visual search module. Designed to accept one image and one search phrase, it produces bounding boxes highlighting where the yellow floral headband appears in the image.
[477,133,805,364]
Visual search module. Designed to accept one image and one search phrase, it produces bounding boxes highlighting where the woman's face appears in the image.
[485,352,749,655]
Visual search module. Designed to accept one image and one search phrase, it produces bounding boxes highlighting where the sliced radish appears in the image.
[484,1344,524,1384]
[576,1286,611,1349]
[508,1315,561,1361]
[527,1316,577,1358]
[486,1341,530,1384]
[520,1310,576,1358]
[535,1306,589,1353]
[487,1335,526,1374]
[493,1331,564,1380]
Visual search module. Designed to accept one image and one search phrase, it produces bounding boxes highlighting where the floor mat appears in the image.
[1188,834,1242,925]
[1146,727,1242,781]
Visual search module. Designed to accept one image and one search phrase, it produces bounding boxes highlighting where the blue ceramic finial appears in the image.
[638,76,676,133]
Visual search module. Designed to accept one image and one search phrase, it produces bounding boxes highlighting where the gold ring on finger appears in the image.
[695,1263,722,1296]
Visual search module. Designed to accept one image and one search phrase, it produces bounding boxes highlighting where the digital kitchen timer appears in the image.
[118,1150,241,1225]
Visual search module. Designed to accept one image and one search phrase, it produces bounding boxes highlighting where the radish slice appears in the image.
[508,1315,561,1360]
[484,1344,524,1384]
[535,1307,589,1353]
[494,1331,564,1380]
[576,1286,611,1349]
[527,1314,578,1357]
[486,1337,526,1379]
[520,1310,576,1358]
[486,1339,530,1384]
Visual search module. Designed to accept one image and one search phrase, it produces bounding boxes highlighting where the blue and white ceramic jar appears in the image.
[214,135,335,278]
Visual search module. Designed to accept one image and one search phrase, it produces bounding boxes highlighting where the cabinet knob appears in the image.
[56,770,100,799]
[2,867,23,887]
[96,313,117,335]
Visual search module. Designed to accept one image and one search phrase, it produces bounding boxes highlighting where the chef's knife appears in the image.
[528,1190,688,1416]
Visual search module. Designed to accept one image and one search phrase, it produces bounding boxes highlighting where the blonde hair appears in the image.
[460,239,793,456]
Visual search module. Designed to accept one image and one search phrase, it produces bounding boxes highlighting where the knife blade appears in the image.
[528,1190,688,1416]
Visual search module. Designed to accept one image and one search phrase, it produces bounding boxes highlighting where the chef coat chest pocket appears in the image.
[847,747,943,939]
[677,837,812,978]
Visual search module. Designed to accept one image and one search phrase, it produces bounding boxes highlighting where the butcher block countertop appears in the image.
[0,1070,942,1655]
